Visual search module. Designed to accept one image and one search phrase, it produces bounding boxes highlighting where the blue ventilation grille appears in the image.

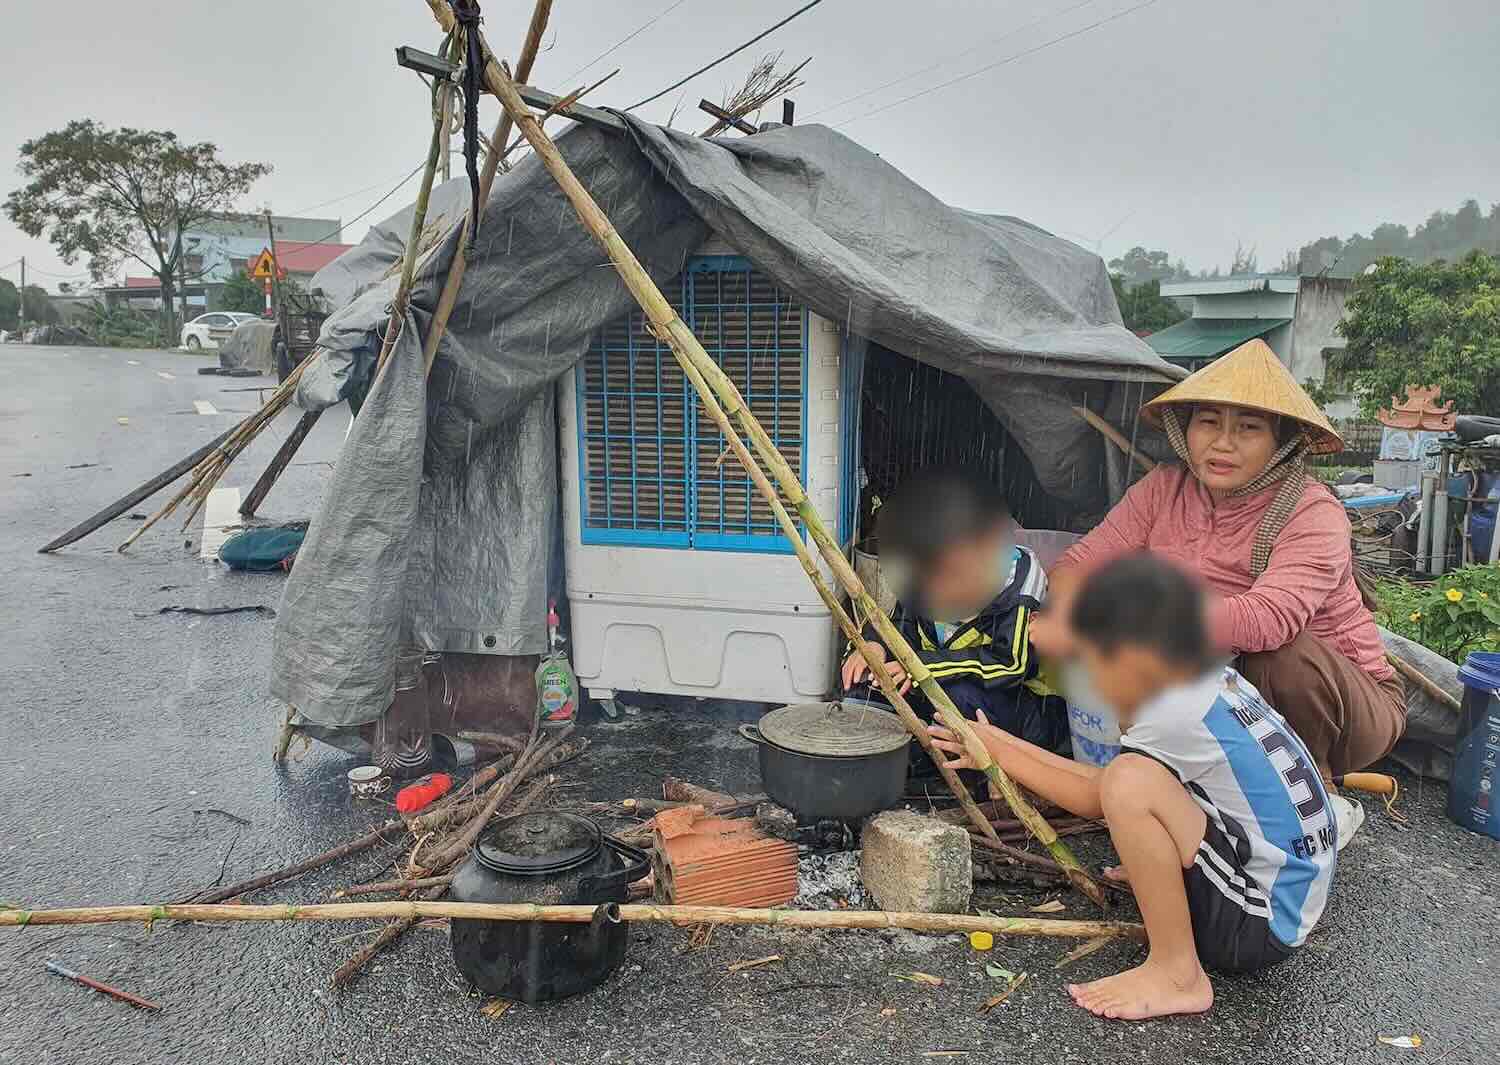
[577,257,805,552]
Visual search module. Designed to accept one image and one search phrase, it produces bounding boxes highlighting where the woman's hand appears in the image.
[841,641,909,693]
[926,710,1002,771]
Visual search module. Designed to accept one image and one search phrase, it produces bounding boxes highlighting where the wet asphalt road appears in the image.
[2,342,1498,1065]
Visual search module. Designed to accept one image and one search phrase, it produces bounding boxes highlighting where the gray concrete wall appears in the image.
[1287,275,1352,385]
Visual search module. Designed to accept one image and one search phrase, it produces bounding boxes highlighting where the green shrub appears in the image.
[1374,565,1500,661]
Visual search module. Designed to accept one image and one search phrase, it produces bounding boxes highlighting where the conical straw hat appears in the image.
[1141,338,1343,454]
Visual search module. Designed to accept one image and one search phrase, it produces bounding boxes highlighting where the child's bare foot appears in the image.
[1067,957,1213,1020]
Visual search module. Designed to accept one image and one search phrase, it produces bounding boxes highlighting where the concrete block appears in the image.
[859,810,972,913]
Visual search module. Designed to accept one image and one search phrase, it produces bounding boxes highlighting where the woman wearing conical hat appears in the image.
[1032,339,1405,846]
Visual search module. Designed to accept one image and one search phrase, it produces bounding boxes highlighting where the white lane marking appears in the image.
[157,371,176,381]
[127,359,141,366]
[200,486,241,561]
[193,400,218,415]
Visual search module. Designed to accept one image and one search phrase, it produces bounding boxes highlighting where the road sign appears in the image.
[249,248,285,281]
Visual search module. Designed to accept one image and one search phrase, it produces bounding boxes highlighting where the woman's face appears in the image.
[1184,404,1279,495]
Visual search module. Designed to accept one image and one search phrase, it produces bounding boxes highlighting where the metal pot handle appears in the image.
[576,834,652,904]
[738,723,766,745]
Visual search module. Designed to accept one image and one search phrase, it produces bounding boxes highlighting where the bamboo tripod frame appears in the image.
[421,0,1100,907]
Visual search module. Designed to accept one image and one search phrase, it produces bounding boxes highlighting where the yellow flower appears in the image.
[1481,592,1491,600]
[1446,588,1464,603]
[1409,611,1422,622]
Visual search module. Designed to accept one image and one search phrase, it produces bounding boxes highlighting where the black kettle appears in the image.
[449,812,649,1003]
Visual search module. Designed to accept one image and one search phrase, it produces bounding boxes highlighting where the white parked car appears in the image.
[181,311,261,351]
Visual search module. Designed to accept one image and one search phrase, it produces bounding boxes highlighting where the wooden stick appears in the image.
[240,409,322,518]
[428,7,1098,904]
[1071,405,1156,474]
[330,882,445,988]
[2,901,1143,941]
[1386,652,1462,713]
[186,752,518,902]
[184,817,409,905]
[272,706,298,763]
[661,777,738,807]
[330,772,554,988]
[370,42,453,385]
[335,873,454,898]
[37,425,237,553]
[969,834,1127,897]
[419,726,572,874]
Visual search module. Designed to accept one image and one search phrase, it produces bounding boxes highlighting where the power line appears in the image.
[836,0,1161,128]
[271,160,430,249]
[287,168,431,218]
[802,0,1103,122]
[561,0,691,85]
[626,0,828,112]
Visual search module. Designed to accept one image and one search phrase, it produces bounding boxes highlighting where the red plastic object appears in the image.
[395,773,453,814]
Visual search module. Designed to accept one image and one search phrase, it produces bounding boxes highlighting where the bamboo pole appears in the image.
[1071,405,1156,474]
[673,352,1002,844]
[370,35,455,384]
[1385,652,1461,713]
[240,409,322,518]
[421,0,554,374]
[424,0,1100,907]
[0,901,1143,941]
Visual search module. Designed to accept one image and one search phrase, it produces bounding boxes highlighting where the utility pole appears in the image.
[264,209,283,323]
[17,256,25,334]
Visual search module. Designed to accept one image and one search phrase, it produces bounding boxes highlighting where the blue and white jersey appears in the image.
[1119,667,1336,948]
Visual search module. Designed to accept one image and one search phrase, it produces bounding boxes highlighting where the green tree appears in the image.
[0,279,18,331]
[1107,246,1187,286]
[20,284,59,325]
[1110,275,1187,334]
[3,120,270,343]
[218,271,266,314]
[1332,251,1500,417]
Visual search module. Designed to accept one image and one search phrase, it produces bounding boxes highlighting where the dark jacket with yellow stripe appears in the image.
[859,546,1069,753]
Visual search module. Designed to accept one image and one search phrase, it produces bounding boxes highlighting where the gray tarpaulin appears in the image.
[219,320,276,373]
[272,117,1180,726]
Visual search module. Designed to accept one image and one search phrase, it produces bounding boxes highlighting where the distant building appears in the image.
[97,212,353,314]
[1148,274,1355,417]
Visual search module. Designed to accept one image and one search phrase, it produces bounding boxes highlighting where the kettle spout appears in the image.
[584,902,622,951]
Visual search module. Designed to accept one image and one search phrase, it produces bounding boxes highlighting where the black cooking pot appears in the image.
[739,701,911,819]
[449,812,649,1003]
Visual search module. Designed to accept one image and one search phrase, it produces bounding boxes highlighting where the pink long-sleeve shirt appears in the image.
[1055,465,1393,681]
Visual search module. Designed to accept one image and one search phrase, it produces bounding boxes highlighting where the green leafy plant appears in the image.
[218,271,265,314]
[1375,566,1500,661]
[1333,251,1500,419]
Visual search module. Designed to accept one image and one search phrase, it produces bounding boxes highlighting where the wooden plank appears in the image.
[516,84,625,132]
[697,99,758,135]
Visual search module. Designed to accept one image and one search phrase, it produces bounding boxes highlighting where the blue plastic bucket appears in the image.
[1449,651,1500,840]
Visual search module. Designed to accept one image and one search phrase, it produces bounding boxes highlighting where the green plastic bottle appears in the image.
[536,601,577,728]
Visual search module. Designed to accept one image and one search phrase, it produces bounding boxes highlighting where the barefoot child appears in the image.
[840,466,1067,752]
[930,554,1335,1019]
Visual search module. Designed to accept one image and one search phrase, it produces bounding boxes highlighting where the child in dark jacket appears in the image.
[840,467,1068,753]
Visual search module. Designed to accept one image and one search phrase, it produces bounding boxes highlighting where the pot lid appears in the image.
[475,812,602,876]
[757,701,912,757]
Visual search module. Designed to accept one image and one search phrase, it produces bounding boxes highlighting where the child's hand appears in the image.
[927,710,997,771]
[841,642,909,693]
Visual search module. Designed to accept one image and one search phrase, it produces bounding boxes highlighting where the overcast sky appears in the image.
[3,0,1498,290]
